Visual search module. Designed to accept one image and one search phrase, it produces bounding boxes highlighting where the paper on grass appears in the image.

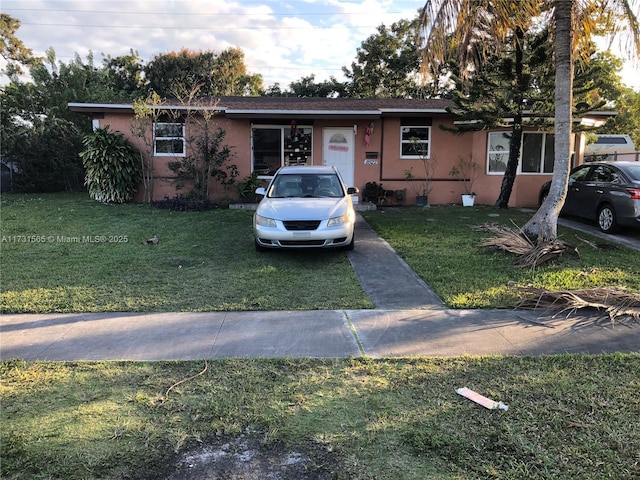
[456,387,509,411]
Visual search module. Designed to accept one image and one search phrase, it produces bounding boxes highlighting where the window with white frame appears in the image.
[400,125,431,158]
[487,131,555,174]
[487,132,511,173]
[251,125,312,176]
[154,122,185,156]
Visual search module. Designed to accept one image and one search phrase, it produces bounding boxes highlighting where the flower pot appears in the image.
[461,194,475,207]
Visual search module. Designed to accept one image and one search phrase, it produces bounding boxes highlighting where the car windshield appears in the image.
[267,173,344,198]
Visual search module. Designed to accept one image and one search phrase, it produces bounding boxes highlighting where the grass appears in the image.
[2,194,640,479]
[361,206,640,307]
[2,195,639,313]
[2,355,640,479]
[0,193,372,312]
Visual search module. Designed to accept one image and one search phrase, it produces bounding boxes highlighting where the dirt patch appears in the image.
[163,434,343,480]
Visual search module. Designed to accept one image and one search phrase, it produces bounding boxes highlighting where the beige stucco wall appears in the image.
[97,111,554,207]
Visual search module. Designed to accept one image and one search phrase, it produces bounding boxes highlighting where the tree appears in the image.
[421,1,544,210]
[421,0,640,240]
[522,0,639,240]
[602,86,640,146]
[343,17,430,98]
[1,46,142,193]
[156,84,238,202]
[130,91,166,203]
[10,117,85,192]
[102,49,146,100]
[212,47,263,96]
[448,27,619,209]
[286,75,347,97]
[144,48,263,98]
[0,13,38,77]
[444,27,556,209]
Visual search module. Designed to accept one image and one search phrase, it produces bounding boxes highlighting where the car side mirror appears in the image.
[347,187,360,194]
[255,187,266,196]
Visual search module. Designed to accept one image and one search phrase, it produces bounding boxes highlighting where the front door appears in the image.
[323,128,355,189]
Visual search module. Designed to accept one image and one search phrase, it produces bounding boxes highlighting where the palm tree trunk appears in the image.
[522,0,574,241]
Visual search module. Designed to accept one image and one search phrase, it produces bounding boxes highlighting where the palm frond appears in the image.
[515,286,640,324]
[473,222,578,268]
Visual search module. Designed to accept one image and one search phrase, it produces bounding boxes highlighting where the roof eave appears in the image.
[379,108,449,114]
[67,102,227,115]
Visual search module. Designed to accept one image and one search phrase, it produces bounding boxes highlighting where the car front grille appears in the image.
[283,220,321,231]
[279,240,326,246]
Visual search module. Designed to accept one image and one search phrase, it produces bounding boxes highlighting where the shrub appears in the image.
[80,126,141,203]
[11,118,85,192]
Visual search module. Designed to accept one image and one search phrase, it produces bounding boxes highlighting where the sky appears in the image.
[2,0,639,91]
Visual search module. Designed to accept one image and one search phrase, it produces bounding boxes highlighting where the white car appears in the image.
[253,165,359,251]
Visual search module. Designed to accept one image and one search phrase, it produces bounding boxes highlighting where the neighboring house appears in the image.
[68,97,612,208]
[0,158,18,193]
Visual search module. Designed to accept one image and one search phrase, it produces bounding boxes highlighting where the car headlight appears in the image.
[327,212,352,227]
[255,214,277,227]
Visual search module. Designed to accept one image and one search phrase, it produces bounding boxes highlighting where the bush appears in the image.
[80,126,141,203]
[11,118,85,192]
[152,193,215,211]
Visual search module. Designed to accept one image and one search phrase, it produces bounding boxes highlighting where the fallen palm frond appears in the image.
[515,286,640,324]
[473,223,578,268]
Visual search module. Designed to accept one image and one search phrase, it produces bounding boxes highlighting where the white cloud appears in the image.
[3,0,425,86]
[2,0,638,91]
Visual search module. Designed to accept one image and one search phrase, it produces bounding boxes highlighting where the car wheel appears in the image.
[597,204,620,234]
[539,189,549,206]
[255,239,268,252]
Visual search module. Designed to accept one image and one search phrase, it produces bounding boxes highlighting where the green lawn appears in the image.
[2,194,638,313]
[2,194,639,479]
[362,206,640,307]
[2,355,639,480]
[0,193,372,312]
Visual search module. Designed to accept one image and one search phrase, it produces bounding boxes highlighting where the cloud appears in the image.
[3,0,423,87]
[3,0,638,90]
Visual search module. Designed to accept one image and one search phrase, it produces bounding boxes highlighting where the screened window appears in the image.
[522,133,554,173]
[252,125,312,176]
[400,126,431,158]
[487,132,511,173]
[154,123,185,156]
[487,131,555,174]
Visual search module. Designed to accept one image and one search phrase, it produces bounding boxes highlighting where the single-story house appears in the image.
[68,97,612,207]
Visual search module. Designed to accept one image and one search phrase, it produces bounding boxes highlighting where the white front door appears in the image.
[323,128,355,188]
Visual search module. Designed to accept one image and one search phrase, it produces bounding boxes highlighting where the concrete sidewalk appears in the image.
[1,308,639,361]
[1,214,639,361]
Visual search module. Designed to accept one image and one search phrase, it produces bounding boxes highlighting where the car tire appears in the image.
[597,204,620,234]
[539,189,549,206]
[255,239,268,252]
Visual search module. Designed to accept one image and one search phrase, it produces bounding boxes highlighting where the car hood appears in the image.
[256,197,351,220]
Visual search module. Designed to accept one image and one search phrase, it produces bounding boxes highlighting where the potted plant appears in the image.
[405,138,437,206]
[404,167,429,206]
[449,155,480,206]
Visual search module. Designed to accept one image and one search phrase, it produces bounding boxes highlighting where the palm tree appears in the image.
[421,0,640,240]
[523,0,639,240]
